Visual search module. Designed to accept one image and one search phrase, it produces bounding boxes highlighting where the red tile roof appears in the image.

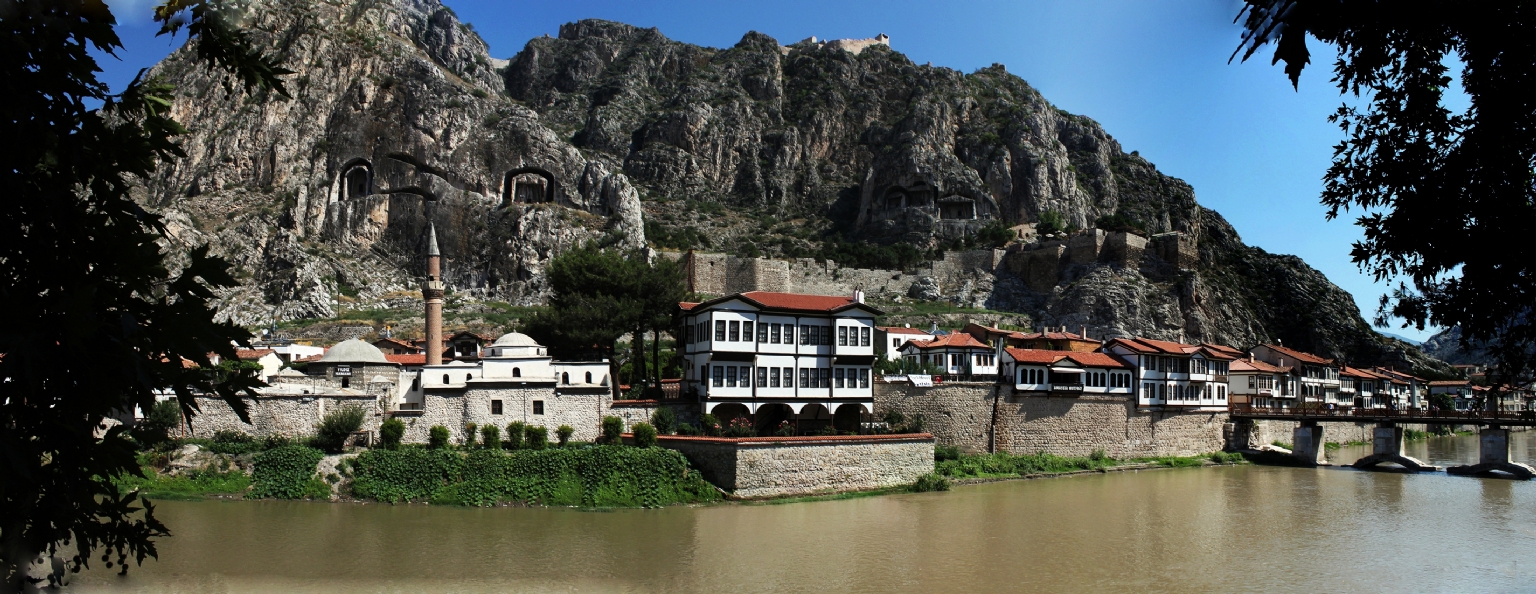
[1231,358,1290,373]
[385,354,427,365]
[879,326,935,335]
[1017,330,1091,341]
[679,301,699,311]
[235,349,276,360]
[909,333,991,350]
[1106,337,1238,360]
[1201,344,1245,359]
[683,291,882,315]
[1261,344,1335,365]
[1003,348,1128,368]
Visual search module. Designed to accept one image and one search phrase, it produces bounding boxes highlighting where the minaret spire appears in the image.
[423,223,445,366]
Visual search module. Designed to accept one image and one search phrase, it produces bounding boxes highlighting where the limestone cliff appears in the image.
[135,1,1447,373]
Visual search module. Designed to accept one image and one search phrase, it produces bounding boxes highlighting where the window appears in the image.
[835,368,846,388]
[729,321,740,342]
[771,323,782,343]
[820,368,830,388]
[685,324,693,344]
[562,372,569,384]
[800,325,811,345]
[739,366,751,388]
[715,321,726,341]
[758,322,769,343]
[743,321,754,342]
[533,401,544,415]
[411,376,419,391]
[800,368,809,388]
[859,368,870,388]
[821,326,832,346]
[491,400,503,415]
[467,373,473,382]
[861,327,870,347]
[770,367,780,387]
[713,366,724,387]
[585,371,592,383]
[810,325,821,345]
[726,366,737,387]
[341,377,350,388]
[839,326,848,346]
[513,367,520,377]
[759,367,769,387]
[442,374,450,384]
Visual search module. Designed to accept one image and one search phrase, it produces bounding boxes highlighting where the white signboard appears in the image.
[908,374,934,387]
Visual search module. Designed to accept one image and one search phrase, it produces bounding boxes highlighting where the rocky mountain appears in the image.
[136,0,1448,374]
[1421,326,1489,366]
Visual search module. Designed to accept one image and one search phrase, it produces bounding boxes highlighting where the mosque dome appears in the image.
[491,332,541,347]
[318,338,391,364]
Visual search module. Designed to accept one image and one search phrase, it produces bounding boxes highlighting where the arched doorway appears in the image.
[833,403,867,434]
[756,403,794,436]
[502,167,556,206]
[339,158,373,200]
[797,403,832,435]
[709,403,750,428]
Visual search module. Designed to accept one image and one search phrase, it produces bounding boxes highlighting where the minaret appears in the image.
[423,224,445,365]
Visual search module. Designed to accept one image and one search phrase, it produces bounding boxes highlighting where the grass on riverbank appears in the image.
[933,448,1244,480]
[113,466,252,500]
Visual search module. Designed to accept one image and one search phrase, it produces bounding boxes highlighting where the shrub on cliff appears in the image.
[600,416,624,444]
[632,423,657,448]
[428,425,450,449]
[505,421,526,449]
[250,445,329,500]
[480,424,501,450]
[349,446,721,507]
[379,418,405,450]
[313,405,366,454]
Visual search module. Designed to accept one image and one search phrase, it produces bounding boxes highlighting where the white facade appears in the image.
[680,292,881,415]
[1104,339,1233,410]
[1001,349,1134,397]
[1251,344,1340,408]
[393,332,609,411]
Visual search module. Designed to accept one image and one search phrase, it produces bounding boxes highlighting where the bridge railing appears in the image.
[1230,403,1536,425]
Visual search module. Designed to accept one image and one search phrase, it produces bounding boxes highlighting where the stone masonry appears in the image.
[674,249,1003,299]
[655,434,935,498]
[189,394,384,438]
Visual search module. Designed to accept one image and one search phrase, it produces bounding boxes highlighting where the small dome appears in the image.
[319,339,391,364]
[491,332,541,347]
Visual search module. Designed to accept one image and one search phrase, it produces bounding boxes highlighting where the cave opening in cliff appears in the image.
[340,159,373,199]
[938,197,977,220]
[502,167,555,205]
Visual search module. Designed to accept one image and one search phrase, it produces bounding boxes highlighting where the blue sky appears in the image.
[98,0,1441,341]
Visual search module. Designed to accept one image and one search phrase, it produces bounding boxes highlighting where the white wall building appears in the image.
[1104,338,1235,410]
[1001,348,1134,397]
[899,333,999,376]
[680,291,880,420]
[1251,344,1340,408]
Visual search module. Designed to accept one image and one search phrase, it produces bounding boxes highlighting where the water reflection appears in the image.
[71,433,1536,593]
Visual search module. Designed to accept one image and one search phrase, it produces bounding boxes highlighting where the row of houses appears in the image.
[679,293,1534,419]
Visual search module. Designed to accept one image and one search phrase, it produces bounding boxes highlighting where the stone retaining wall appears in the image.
[188,395,384,438]
[608,400,699,431]
[873,382,1227,457]
[651,434,935,498]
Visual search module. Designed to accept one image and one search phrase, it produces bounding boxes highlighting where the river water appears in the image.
[70,431,1536,593]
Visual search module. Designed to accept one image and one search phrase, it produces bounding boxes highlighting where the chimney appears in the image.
[1080,325,1086,339]
[930,322,939,334]
[423,224,445,366]
[904,323,911,328]
[853,288,865,304]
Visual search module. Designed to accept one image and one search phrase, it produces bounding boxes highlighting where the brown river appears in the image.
[70,431,1536,593]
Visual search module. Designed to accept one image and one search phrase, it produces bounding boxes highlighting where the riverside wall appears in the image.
[188,394,384,438]
[873,382,1227,458]
[654,434,935,498]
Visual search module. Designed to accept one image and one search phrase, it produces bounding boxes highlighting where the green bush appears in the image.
[1210,451,1246,464]
[263,433,292,450]
[525,425,548,450]
[480,424,501,450]
[722,417,756,437]
[697,414,721,436]
[1090,449,1108,461]
[207,429,260,455]
[676,423,698,436]
[556,425,574,447]
[379,418,405,450]
[632,422,658,447]
[314,404,366,454]
[428,425,450,449]
[934,444,961,462]
[250,445,327,500]
[349,446,721,507]
[505,421,525,450]
[935,451,1117,479]
[911,473,951,492]
[600,416,624,444]
[651,407,677,435]
[133,400,182,449]
[1037,209,1068,236]
[463,423,478,447]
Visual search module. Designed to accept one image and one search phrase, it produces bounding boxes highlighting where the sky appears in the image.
[97,0,1444,342]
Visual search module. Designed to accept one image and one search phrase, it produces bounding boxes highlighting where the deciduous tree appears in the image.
[0,0,287,587]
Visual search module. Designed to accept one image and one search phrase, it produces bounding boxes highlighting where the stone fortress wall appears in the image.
[668,229,1194,300]
[654,434,934,498]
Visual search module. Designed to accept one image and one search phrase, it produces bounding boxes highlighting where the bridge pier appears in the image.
[1293,422,1328,466]
[1350,424,1440,472]
[1448,427,1535,479]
